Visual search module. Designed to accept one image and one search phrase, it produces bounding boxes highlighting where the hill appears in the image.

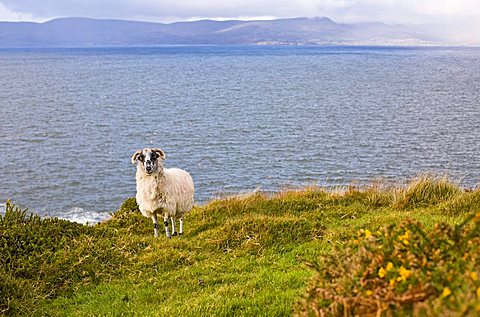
[0,17,449,46]
[2,176,480,316]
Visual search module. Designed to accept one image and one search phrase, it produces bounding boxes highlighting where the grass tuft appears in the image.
[394,174,462,209]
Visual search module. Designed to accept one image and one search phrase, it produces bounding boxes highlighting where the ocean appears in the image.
[1,45,479,223]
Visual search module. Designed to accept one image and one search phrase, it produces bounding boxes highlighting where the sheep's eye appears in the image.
[138,155,145,161]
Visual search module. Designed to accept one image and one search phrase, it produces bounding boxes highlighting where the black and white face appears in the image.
[132,148,166,175]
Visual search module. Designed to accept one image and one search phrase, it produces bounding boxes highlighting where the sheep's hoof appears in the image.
[179,232,183,236]
[172,232,178,236]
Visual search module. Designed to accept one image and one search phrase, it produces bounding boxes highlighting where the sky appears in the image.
[0,0,479,30]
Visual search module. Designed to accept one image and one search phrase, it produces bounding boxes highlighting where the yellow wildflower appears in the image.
[477,287,480,298]
[399,230,410,239]
[399,266,411,281]
[442,287,451,298]
[365,290,373,296]
[398,230,410,245]
[389,278,396,286]
[364,229,372,239]
[386,262,394,271]
[378,267,386,278]
[470,272,478,281]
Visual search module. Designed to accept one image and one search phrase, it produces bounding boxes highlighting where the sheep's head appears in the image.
[131,148,166,175]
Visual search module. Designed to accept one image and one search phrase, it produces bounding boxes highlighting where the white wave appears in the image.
[0,203,111,225]
[55,207,111,225]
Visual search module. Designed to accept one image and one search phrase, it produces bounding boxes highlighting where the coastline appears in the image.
[2,175,480,315]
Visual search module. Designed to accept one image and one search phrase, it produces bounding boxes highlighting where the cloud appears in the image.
[0,2,37,21]
[0,0,321,22]
[0,0,479,27]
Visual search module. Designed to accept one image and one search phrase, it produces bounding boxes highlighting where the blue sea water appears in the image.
[1,45,479,223]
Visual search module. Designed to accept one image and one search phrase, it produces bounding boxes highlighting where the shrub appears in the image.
[296,212,480,316]
[99,197,150,235]
[0,201,138,316]
[0,201,88,314]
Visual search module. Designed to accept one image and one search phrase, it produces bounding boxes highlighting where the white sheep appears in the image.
[131,148,194,238]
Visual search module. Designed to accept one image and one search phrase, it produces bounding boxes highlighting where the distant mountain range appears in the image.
[0,17,472,47]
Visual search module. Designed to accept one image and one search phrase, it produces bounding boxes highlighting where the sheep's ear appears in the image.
[152,148,166,160]
[131,150,142,165]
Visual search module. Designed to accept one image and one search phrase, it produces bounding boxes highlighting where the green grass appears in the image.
[1,176,480,316]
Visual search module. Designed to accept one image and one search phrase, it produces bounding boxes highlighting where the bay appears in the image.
[1,45,479,223]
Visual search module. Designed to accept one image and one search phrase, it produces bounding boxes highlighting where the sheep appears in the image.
[131,148,194,238]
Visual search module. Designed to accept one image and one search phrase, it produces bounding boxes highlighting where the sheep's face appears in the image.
[132,148,165,175]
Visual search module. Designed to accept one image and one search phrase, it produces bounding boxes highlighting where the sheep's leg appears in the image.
[171,216,178,236]
[179,217,184,235]
[152,214,159,238]
[164,216,171,238]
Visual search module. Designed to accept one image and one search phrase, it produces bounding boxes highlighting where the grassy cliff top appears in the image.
[1,175,480,316]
